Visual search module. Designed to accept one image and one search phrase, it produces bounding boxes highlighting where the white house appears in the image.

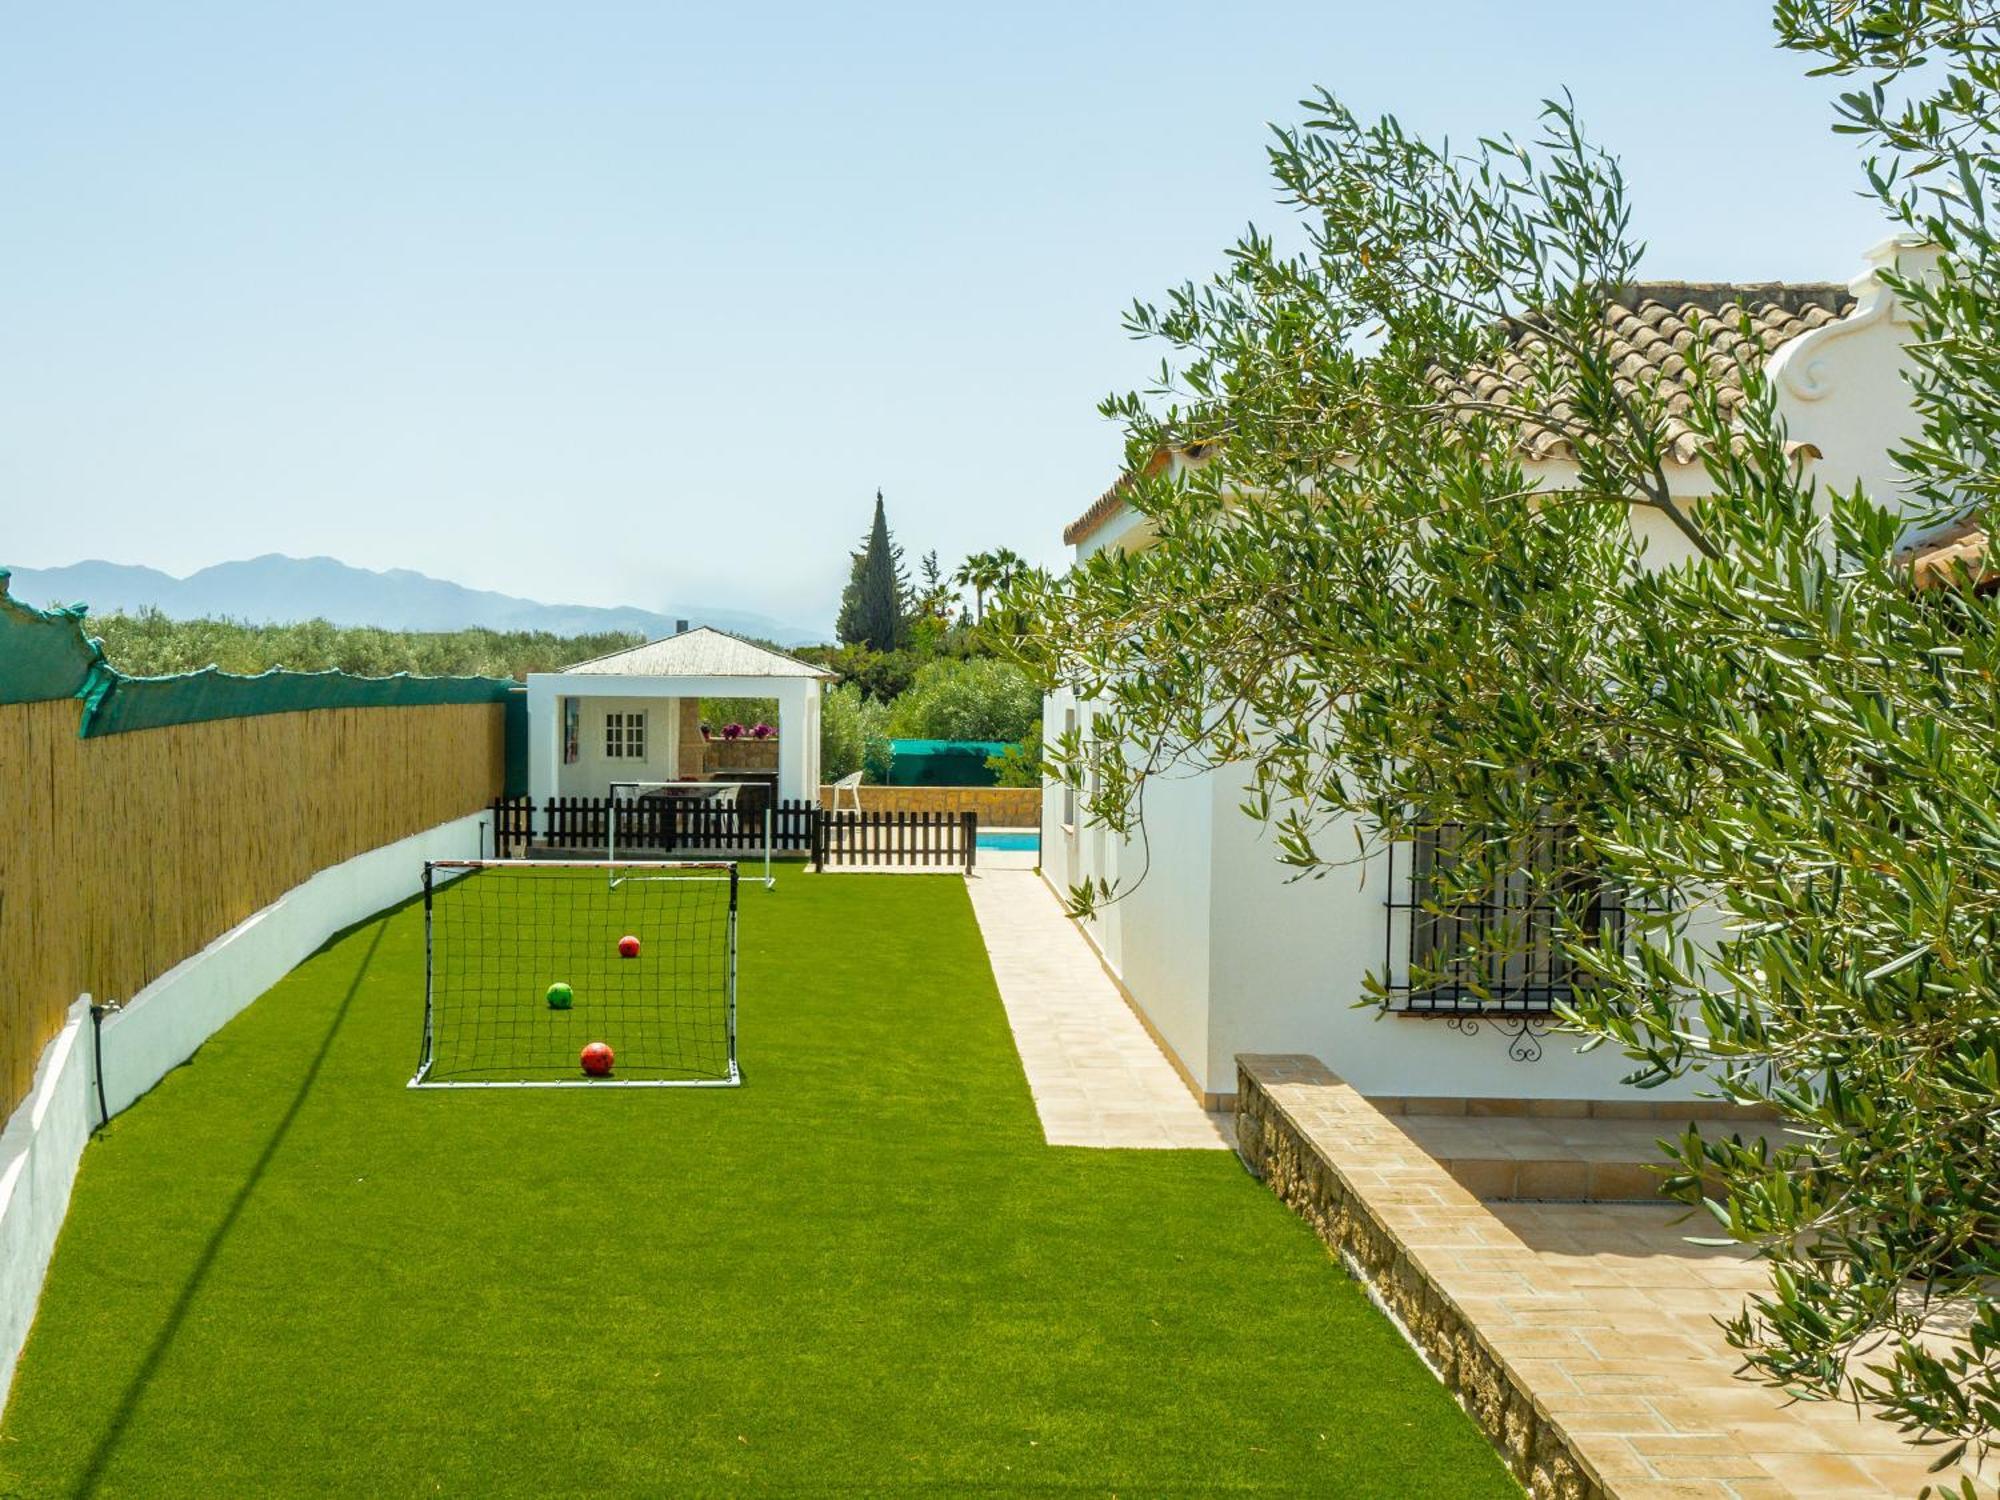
[1041,236,1964,1109]
[524,627,834,809]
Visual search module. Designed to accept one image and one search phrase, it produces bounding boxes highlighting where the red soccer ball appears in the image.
[617,934,641,959]
[580,1042,615,1077]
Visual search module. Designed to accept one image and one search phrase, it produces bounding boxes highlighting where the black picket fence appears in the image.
[813,810,978,871]
[486,797,977,872]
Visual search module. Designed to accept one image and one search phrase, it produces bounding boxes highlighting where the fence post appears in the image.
[963,811,977,872]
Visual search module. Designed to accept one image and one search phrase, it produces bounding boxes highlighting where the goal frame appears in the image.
[409,858,740,1090]
[607,781,775,889]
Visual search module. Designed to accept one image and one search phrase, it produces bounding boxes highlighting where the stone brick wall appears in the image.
[818,784,1040,825]
[704,736,778,773]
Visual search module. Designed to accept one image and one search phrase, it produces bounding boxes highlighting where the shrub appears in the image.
[819,684,891,783]
[986,723,1044,788]
[886,659,1039,744]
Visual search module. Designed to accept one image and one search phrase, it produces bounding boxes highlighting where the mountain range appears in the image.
[1,554,823,646]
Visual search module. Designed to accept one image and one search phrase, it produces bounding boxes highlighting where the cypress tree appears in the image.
[835,490,908,650]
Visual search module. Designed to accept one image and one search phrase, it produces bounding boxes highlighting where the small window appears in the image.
[1384,823,1622,1014]
[1061,707,1078,829]
[605,710,647,760]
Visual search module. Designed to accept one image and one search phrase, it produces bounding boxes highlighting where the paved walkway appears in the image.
[964,870,1229,1149]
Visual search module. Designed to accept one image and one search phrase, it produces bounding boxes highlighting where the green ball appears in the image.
[545,982,574,1011]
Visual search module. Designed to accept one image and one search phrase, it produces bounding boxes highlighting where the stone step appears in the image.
[1388,1113,1773,1202]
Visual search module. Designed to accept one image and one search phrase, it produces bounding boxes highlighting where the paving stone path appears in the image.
[964,870,1229,1149]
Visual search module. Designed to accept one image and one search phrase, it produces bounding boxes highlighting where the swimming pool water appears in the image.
[976,830,1040,852]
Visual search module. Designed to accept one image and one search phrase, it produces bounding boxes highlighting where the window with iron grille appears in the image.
[604,710,647,760]
[1382,823,1623,1014]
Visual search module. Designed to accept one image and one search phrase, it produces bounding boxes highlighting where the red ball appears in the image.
[580,1042,615,1077]
[617,934,641,959]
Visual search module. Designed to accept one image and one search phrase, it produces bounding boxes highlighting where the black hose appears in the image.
[88,1001,111,1130]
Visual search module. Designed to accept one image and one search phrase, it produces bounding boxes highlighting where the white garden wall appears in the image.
[0,809,486,1410]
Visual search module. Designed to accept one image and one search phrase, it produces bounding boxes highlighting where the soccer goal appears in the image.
[410,859,739,1088]
[607,781,774,888]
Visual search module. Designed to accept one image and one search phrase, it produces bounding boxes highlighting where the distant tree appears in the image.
[835,490,909,651]
[912,550,957,623]
[986,721,1044,787]
[953,547,1029,623]
[84,608,641,679]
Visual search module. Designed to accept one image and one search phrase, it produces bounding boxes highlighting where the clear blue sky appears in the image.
[2,2,1889,631]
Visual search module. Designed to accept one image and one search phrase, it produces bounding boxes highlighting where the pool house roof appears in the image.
[560,627,835,682]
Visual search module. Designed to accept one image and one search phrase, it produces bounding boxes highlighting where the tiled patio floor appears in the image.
[964,870,1229,1149]
[1239,1056,1989,1499]
[1486,1200,1975,1497]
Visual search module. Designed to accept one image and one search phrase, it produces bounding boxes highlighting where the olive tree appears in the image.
[996,12,2000,1480]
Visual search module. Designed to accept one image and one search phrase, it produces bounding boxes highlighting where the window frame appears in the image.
[604,709,648,761]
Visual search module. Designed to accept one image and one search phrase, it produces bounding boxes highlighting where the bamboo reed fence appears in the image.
[0,698,506,1118]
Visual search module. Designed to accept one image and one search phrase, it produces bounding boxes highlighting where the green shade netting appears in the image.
[84,666,517,735]
[884,738,1011,787]
[0,570,107,706]
[1,568,521,742]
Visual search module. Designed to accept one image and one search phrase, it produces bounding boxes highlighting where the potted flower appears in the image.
[699,723,714,740]
[750,722,775,739]
[721,723,744,741]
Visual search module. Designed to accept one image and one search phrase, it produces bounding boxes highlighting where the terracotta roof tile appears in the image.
[1063,282,1858,548]
[1904,515,1995,591]
[1061,444,1184,547]
[1435,283,1852,468]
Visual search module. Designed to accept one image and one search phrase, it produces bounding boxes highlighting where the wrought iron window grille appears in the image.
[1381,822,1626,1023]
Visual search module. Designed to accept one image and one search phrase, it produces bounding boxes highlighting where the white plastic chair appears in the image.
[831,771,863,814]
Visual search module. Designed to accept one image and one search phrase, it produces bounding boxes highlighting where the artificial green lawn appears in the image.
[0,876,1516,1497]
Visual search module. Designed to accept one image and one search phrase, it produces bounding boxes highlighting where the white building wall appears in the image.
[1095,767,1214,1094]
[555,693,681,797]
[1039,693,1075,893]
[1200,780,1702,1102]
[1041,687,1216,1096]
[1772,236,1934,519]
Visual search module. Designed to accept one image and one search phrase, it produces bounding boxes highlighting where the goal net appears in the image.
[411,859,739,1088]
[607,781,774,888]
